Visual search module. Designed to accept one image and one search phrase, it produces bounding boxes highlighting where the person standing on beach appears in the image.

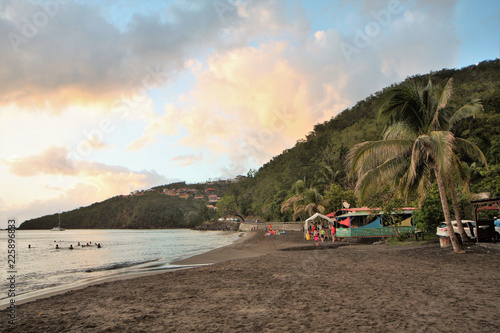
[320,228,326,244]
[331,224,336,243]
[314,233,319,246]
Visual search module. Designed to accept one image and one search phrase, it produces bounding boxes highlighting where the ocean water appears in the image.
[0,229,238,305]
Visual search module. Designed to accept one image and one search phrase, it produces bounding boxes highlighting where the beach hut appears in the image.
[304,213,334,237]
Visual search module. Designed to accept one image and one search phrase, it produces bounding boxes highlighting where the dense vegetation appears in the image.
[20,59,499,230]
[222,59,500,230]
[19,192,215,229]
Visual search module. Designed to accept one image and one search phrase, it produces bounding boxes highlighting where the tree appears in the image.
[216,195,245,222]
[281,180,331,221]
[280,180,307,220]
[323,183,357,213]
[411,183,445,233]
[392,79,486,244]
[295,188,330,218]
[347,77,486,253]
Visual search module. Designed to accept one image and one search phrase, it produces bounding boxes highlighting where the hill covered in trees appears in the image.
[20,59,499,230]
[222,59,500,226]
[19,190,217,229]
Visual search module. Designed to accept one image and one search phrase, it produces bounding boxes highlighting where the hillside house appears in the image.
[204,188,216,194]
[208,194,219,203]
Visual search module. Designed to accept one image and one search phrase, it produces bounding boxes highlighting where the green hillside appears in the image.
[223,59,500,222]
[19,191,215,229]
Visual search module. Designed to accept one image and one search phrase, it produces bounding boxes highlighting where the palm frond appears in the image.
[280,195,302,213]
[410,135,434,179]
[379,84,424,131]
[402,150,432,200]
[346,139,412,176]
[430,78,453,131]
[437,78,453,111]
[448,99,483,129]
[446,154,470,187]
[356,155,410,200]
[291,180,306,195]
[382,122,415,140]
[454,137,488,168]
[429,131,456,175]
[293,205,306,220]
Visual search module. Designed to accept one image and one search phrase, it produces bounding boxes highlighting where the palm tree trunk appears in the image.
[448,180,469,243]
[434,167,464,253]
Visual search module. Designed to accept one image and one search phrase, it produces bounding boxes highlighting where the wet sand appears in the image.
[2,231,500,332]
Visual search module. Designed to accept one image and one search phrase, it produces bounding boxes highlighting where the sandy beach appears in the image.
[3,230,500,332]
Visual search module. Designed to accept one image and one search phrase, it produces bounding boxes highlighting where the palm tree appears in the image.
[392,79,485,244]
[296,188,330,217]
[313,143,347,190]
[347,77,486,253]
[281,180,307,221]
[281,180,330,221]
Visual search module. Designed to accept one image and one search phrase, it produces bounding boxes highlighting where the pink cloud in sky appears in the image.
[171,153,203,167]
[2,146,172,223]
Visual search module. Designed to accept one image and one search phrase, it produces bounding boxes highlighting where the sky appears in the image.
[0,0,499,228]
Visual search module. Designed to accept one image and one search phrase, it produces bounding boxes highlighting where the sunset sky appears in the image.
[1,0,499,227]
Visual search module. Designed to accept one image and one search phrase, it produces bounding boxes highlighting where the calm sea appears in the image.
[0,229,238,306]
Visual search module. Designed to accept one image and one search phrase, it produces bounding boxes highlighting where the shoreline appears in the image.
[1,231,253,309]
[170,230,261,265]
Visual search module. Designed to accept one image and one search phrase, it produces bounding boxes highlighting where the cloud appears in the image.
[131,39,352,173]
[3,146,170,190]
[0,0,299,112]
[0,0,464,115]
[171,153,203,167]
[3,146,76,176]
[0,0,242,111]
[0,0,460,104]
[125,0,465,180]
[0,145,174,226]
[3,145,164,178]
[127,103,180,151]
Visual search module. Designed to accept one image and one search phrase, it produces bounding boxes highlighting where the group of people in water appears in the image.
[50,241,102,250]
[306,222,337,246]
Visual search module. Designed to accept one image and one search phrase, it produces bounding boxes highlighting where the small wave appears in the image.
[84,259,158,273]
